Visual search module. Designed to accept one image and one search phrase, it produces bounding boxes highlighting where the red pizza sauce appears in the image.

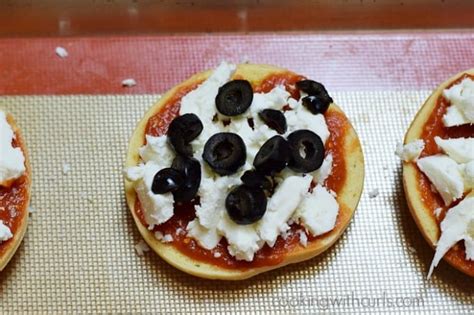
[0,134,29,256]
[137,72,350,269]
[416,73,474,272]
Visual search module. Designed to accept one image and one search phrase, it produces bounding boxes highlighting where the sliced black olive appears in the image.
[226,185,267,225]
[287,130,325,173]
[253,135,289,175]
[215,80,253,116]
[171,155,201,202]
[202,132,246,175]
[151,168,184,194]
[301,95,331,115]
[258,109,287,134]
[296,80,333,114]
[240,170,272,191]
[167,113,203,156]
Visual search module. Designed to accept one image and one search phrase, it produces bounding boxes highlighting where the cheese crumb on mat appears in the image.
[55,46,68,58]
[134,240,150,256]
[122,78,137,87]
[62,163,71,175]
[368,188,379,198]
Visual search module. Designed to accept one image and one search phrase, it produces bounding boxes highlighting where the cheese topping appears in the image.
[395,140,425,162]
[0,111,26,187]
[442,78,474,127]
[126,62,340,261]
[434,136,474,164]
[0,220,13,242]
[428,195,474,278]
[416,155,465,206]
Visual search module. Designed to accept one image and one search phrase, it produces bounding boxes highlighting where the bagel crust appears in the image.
[125,64,364,280]
[402,69,474,277]
[0,113,31,271]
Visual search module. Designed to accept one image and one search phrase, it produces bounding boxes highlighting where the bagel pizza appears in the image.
[399,69,474,277]
[125,63,364,280]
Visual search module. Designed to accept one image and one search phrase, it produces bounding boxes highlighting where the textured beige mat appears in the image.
[0,93,472,314]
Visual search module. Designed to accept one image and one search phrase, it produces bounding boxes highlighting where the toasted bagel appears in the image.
[0,113,31,271]
[125,64,364,280]
[403,69,474,277]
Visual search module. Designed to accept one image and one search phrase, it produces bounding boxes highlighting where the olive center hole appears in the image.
[214,140,234,160]
[299,141,315,159]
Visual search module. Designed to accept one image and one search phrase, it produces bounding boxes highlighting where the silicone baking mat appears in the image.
[0,33,473,313]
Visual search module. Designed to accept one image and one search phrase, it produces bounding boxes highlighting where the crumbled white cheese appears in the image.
[395,140,425,162]
[249,85,290,117]
[213,252,222,258]
[417,155,464,206]
[311,154,333,184]
[154,231,173,243]
[55,46,68,58]
[122,78,137,87]
[442,78,474,126]
[62,163,71,175]
[462,161,474,190]
[0,111,26,186]
[298,230,308,247]
[434,137,474,164]
[187,219,221,250]
[258,175,313,247]
[428,195,474,278]
[138,135,174,164]
[134,240,150,256]
[285,107,330,144]
[0,220,13,242]
[128,162,175,225]
[293,185,339,237]
[218,213,261,261]
[369,188,379,198]
[433,207,443,219]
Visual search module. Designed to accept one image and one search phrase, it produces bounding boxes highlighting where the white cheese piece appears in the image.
[461,161,474,190]
[395,140,425,162]
[134,240,150,256]
[293,185,339,237]
[138,135,174,164]
[250,85,290,117]
[442,78,474,126]
[180,61,236,122]
[434,136,474,164]
[417,155,464,206]
[258,175,313,247]
[0,111,26,186]
[128,162,175,225]
[433,207,443,219]
[428,195,474,278]
[213,252,222,258]
[285,108,330,144]
[122,78,137,87]
[0,221,13,242]
[55,46,68,58]
[298,230,308,247]
[62,163,71,175]
[195,176,238,230]
[187,219,221,250]
[154,231,173,243]
[368,188,380,198]
[311,154,333,184]
[217,213,261,261]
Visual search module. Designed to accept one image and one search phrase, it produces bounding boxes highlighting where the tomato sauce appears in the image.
[138,72,349,269]
[416,73,474,272]
[0,135,29,256]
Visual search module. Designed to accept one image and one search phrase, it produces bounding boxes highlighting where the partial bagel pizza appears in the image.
[125,63,364,280]
[0,110,31,271]
[399,69,474,277]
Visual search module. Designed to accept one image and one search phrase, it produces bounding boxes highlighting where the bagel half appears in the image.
[0,112,31,271]
[403,69,474,277]
[125,64,364,280]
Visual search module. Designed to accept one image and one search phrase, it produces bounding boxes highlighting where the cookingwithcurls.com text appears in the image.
[273,291,424,310]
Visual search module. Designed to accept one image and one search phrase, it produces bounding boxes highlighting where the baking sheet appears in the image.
[0,92,471,313]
